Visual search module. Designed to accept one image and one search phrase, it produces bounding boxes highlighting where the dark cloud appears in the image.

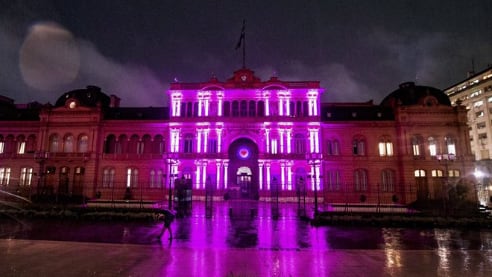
[1,0,492,106]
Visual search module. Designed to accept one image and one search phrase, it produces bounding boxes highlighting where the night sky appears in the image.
[1,0,492,107]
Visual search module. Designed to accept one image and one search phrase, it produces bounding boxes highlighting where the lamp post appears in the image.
[474,169,484,209]
[306,152,322,217]
[167,152,178,210]
[34,151,48,199]
[436,153,455,216]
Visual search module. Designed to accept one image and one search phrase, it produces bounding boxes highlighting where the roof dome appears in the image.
[381,82,451,107]
[55,86,110,108]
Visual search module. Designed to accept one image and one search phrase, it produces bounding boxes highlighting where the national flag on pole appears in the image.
[235,20,245,50]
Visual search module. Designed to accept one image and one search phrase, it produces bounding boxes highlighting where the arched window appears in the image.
[185,102,192,117]
[294,134,306,154]
[445,136,456,155]
[63,134,74,153]
[352,136,366,156]
[142,134,152,154]
[150,169,164,188]
[180,102,186,117]
[193,102,199,117]
[411,135,424,157]
[248,100,256,116]
[49,134,59,152]
[78,135,89,153]
[326,139,340,156]
[4,135,14,153]
[303,101,309,116]
[332,140,340,155]
[16,135,26,154]
[289,101,295,117]
[326,170,341,191]
[126,168,138,188]
[378,136,393,156]
[104,135,116,154]
[296,101,302,117]
[232,101,239,117]
[150,170,155,188]
[240,100,247,116]
[257,101,265,116]
[102,167,115,188]
[354,169,368,191]
[128,134,140,154]
[26,135,36,153]
[428,137,437,156]
[184,134,194,153]
[381,169,395,192]
[0,135,4,154]
[153,135,164,154]
[118,134,128,154]
[223,101,230,116]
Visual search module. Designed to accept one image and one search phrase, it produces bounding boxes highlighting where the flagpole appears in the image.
[235,20,246,69]
[242,27,246,68]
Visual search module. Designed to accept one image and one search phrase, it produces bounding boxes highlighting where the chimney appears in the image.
[110,95,120,108]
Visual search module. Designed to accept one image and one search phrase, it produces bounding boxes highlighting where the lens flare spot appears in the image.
[19,21,80,91]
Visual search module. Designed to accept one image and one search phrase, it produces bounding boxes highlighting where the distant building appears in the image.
[444,66,492,205]
[0,68,477,209]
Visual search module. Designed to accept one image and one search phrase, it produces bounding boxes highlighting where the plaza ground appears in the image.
[1,239,492,276]
[1,201,492,276]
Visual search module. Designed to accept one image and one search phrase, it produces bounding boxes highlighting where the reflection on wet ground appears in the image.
[2,200,492,251]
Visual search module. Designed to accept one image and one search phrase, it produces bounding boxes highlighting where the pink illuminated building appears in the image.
[0,68,476,207]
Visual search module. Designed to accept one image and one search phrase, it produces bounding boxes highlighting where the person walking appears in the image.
[157,209,175,240]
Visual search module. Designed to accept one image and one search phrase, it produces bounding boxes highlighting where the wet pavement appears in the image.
[1,200,492,276]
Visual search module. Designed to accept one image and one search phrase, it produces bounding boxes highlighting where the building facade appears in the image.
[0,68,477,207]
[444,66,492,205]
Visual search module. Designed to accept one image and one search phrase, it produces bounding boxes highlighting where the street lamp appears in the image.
[306,152,322,217]
[474,169,484,208]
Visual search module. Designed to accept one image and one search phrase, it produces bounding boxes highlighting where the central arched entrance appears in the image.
[228,138,259,199]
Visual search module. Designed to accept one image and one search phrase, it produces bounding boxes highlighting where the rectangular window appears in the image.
[477,122,486,129]
[326,170,340,191]
[127,168,138,188]
[19,167,33,186]
[474,100,484,107]
[431,170,443,177]
[378,142,386,156]
[271,139,278,154]
[379,142,393,156]
[208,139,217,153]
[0,167,11,185]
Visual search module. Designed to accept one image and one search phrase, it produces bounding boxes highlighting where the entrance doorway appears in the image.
[228,138,259,200]
[237,167,252,198]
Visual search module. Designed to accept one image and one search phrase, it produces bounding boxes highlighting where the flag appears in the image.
[235,20,245,50]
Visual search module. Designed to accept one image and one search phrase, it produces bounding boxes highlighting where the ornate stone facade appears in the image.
[0,69,476,207]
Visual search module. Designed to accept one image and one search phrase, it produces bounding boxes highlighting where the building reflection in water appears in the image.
[382,229,402,270]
